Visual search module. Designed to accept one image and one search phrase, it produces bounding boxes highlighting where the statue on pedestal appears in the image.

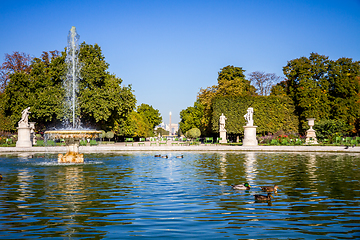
[219,113,227,132]
[16,107,33,148]
[243,107,258,146]
[18,107,31,127]
[244,107,254,126]
[219,113,227,143]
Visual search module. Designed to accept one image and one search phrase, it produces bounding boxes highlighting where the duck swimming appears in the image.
[161,155,168,158]
[0,173,2,181]
[154,154,161,157]
[260,185,279,192]
[176,155,183,158]
[254,193,273,201]
[231,182,251,190]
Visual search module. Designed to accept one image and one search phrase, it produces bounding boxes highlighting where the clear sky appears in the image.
[1,0,360,125]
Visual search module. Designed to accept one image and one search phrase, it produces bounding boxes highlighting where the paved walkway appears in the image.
[0,142,359,153]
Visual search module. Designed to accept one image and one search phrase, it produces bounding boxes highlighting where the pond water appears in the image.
[0,152,359,239]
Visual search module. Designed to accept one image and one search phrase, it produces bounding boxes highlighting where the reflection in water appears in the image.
[306,154,317,188]
[0,153,359,239]
[218,152,227,186]
[244,152,257,186]
[16,169,34,206]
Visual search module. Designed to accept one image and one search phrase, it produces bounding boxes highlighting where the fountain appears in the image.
[45,26,101,163]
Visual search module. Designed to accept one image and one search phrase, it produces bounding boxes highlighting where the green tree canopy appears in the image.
[280,52,360,133]
[179,100,204,135]
[137,103,162,130]
[197,65,256,135]
[3,51,64,130]
[2,43,136,132]
[185,128,201,139]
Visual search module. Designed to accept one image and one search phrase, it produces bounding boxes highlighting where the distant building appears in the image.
[154,122,179,136]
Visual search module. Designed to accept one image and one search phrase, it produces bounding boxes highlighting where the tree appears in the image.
[0,52,32,92]
[105,131,114,141]
[114,111,151,137]
[185,128,201,139]
[2,43,136,132]
[155,127,169,136]
[78,43,136,130]
[282,52,360,133]
[283,53,332,132]
[3,51,64,130]
[248,71,282,96]
[137,103,162,130]
[197,65,256,135]
[327,58,360,132]
[179,100,204,135]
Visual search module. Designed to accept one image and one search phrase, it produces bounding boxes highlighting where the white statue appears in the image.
[219,113,227,131]
[244,107,254,126]
[18,107,31,127]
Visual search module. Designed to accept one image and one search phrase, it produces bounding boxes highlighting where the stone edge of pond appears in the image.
[0,145,359,153]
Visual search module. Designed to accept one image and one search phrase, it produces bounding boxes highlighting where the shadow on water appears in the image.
[0,152,359,239]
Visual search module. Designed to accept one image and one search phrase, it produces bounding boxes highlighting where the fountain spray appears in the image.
[63,26,81,129]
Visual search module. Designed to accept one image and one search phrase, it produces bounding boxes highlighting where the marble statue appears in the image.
[244,107,254,126]
[219,113,227,131]
[16,107,33,147]
[18,107,31,127]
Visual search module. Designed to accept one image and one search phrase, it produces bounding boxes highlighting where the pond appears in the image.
[0,152,359,239]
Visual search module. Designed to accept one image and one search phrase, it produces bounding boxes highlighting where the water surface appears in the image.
[0,152,359,239]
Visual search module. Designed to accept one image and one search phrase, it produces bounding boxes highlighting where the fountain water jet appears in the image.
[45,26,101,163]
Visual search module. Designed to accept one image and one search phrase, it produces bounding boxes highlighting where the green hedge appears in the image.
[211,95,299,135]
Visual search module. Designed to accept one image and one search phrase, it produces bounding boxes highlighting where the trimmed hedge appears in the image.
[211,95,299,135]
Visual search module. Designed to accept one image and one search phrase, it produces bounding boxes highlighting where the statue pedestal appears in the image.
[305,129,318,144]
[16,126,32,148]
[243,126,258,146]
[219,130,227,143]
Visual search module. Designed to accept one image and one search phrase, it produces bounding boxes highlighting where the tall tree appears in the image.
[283,53,332,132]
[179,100,204,135]
[3,51,64,130]
[248,71,282,96]
[0,52,32,92]
[328,57,360,132]
[137,103,162,130]
[197,65,256,135]
[281,52,360,133]
[2,43,136,132]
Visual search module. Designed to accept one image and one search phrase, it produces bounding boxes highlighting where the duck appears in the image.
[254,193,273,201]
[260,184,279,192]
[231,182,251,190]
[154,154,161,157]
[161,155,168,158]
[176,155,183,158]
[0,173,2,180]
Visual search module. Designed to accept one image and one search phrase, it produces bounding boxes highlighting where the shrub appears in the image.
[105,131,114,141]
[36,140,45,146]
[46,140,55,146]
[185,128,201,139]
[314,119,351,141]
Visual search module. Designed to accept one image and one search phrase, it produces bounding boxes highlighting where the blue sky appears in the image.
[1,0,360,125]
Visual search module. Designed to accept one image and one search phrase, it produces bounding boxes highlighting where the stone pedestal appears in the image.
[305,118,318,144]
[306,129,318,144]
[219,130,227,143]
[16,126,32,148]
[243,126,258,146]
[58,138,84,163]
[29,122,36,145]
